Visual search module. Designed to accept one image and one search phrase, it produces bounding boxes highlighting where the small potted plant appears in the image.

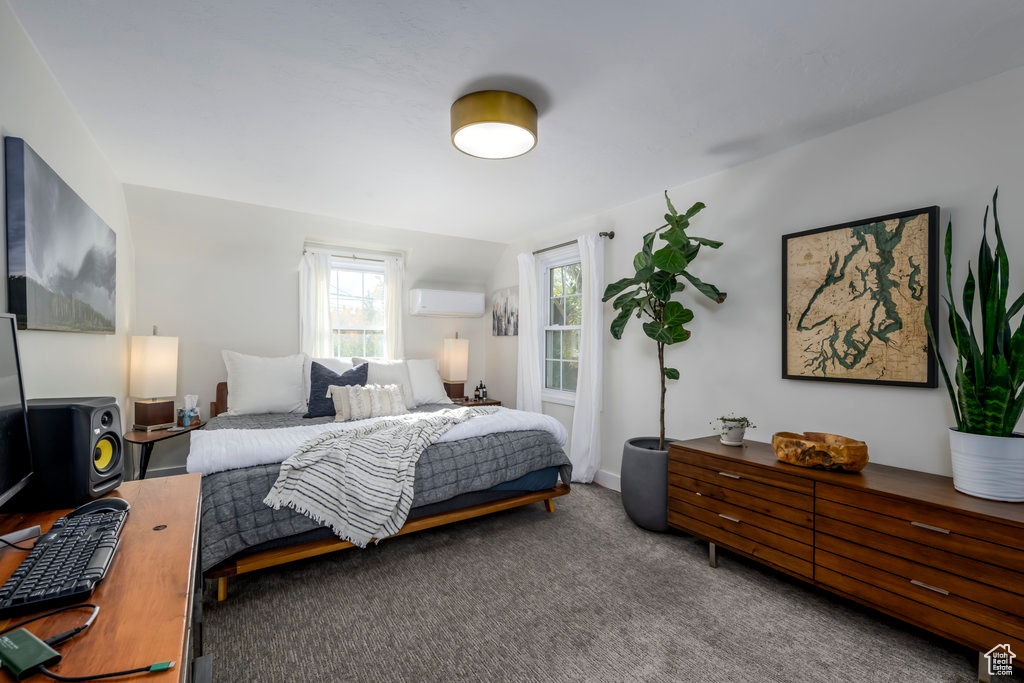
[711,414,755,446]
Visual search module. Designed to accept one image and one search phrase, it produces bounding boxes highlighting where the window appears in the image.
[542,249,581,403]
[328,258,385,358]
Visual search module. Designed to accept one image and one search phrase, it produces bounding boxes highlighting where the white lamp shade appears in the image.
[440,338,469,383]
[130,335,179,398]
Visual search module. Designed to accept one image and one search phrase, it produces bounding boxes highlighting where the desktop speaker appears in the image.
[15,397,124,509]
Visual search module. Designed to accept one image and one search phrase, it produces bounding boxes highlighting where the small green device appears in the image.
[0,628,61,680]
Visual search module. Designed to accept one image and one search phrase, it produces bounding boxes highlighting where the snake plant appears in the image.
[925,189,1024,437]
[602,191,727,449]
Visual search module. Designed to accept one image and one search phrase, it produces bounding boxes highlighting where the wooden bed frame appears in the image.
[205,382,570,601]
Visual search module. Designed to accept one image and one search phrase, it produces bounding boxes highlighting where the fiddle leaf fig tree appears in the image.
[602,191,727,450]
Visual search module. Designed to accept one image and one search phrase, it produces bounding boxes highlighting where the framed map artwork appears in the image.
[782,206,939,387]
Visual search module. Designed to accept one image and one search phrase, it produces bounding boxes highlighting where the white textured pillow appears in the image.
[406,359,452,406]
[328,384,408,422]
[352,358,416,409]
[223,350,306,415]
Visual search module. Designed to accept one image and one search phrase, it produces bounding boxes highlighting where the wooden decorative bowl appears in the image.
[771,432,869,472]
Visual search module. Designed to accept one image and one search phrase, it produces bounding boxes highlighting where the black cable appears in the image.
[38,664,160,681]
[0,603,174,681]
[0,537,34,551]
[0,603,98,637]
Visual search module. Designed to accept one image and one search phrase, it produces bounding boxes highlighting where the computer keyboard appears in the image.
[0,509,127,616]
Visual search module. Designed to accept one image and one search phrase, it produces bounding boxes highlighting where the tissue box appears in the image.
[177,408,202,427]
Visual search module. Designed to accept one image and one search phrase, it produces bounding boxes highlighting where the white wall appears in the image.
[488,64,1024,485]
[0,2,135,411]
[126,185,503,471]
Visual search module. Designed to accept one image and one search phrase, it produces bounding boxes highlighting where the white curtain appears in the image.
[299,250,333,358]
[569,233,605,483]
[383,255,405,360]
[516,252,543,413]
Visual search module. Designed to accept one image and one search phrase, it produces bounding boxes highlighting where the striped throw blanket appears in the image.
[263,407,498,548]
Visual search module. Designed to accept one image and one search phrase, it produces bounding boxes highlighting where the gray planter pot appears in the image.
[620,436,676,532]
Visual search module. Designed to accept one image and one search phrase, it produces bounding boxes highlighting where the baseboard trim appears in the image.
[593,469,620,491]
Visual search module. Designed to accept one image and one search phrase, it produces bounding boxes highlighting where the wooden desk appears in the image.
[123,423,205,479]
[0,475,202,682]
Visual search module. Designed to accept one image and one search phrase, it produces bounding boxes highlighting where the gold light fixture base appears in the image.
[450,90,538,159]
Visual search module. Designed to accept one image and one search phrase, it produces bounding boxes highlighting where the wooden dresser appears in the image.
[668,437,1024,676]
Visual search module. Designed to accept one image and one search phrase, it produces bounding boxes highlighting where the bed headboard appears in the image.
[211,382,228,418]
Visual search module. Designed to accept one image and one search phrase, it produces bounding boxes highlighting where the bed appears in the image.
[198,382,571,600]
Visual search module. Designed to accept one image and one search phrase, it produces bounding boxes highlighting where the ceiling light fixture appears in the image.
[450,90,538,159]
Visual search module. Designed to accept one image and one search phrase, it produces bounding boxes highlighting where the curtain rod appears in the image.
[533,231,614,256]
[303,249,385,264]
[303,242,392,263]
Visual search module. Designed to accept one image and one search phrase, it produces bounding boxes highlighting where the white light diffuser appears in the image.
[441,338,469,382]
[452,122,536,159]
[130,335,179,398]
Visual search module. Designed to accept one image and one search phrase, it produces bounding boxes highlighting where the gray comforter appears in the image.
[199,409,571,571]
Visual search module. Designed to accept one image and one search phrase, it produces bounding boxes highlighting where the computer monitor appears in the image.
[0,313,31,508]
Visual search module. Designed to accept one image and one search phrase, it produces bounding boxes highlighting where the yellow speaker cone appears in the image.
[94,437,115,472]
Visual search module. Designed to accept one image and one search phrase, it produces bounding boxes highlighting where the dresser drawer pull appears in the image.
[910,579,949,596]
[910,521,951,534]
[718,514,741,523]
[717,472,742,480]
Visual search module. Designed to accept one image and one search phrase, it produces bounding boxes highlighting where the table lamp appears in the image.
[441,337,469,400]
[130,332,179,431]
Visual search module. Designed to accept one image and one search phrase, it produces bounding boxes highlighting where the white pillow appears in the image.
[328,384,408,422]
[406,359,453,406]
[352,358,416,409]
[222,350,307,415]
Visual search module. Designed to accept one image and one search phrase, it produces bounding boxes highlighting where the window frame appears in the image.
[538,244,581,406]
[328,256,386,359]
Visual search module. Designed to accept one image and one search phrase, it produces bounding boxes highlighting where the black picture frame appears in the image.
[781,205,939,388]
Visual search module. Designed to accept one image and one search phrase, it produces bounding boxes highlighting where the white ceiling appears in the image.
[10,1,1024,243]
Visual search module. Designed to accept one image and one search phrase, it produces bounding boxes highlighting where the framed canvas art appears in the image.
[492,286,518,336]
[782,206,938,387]
[5,137,116,333]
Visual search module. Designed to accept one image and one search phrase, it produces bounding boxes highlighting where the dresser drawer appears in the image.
[668,473,813,527]
[816,533,1024,639]
[819,483,1024,551]
[816,566,1021,654]
[817,485,1024,573]
[668,509,813,579]
[671,447,813,494]
[669,484,811,544]
[817,516,1024,597]
[668,460,812,512]
[670,499,814,561]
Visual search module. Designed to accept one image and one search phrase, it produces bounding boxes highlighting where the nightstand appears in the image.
[461,398,501,407]
[123,421,206,479]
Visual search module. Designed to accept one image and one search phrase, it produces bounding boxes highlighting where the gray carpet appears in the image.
[203,484,996,682]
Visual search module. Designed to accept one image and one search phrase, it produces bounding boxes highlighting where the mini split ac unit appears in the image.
[408,289,485,317]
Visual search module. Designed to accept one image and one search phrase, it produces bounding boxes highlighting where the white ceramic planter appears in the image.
[949,429,1024,502]
[720,425,746,446]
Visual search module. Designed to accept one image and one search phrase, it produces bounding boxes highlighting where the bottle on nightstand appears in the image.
[473,383,481,400]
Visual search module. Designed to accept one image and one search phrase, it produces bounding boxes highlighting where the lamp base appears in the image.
[443,382,465,400]
[134,399,174,431]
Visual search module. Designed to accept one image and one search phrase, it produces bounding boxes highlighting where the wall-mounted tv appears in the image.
[5,137,116,334]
